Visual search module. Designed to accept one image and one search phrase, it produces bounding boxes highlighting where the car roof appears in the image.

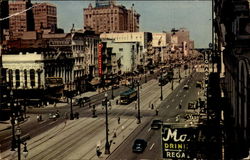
[152,119,162,122]
[134,139,146,142]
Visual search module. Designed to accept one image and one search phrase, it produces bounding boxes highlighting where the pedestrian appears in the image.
[151,104,154,109]
[113,129,117,138]
[118,117,120,124]
[116,99,119,105]
[65,112,68,119]
[64,119,67,125]
[36,114,39,121]
[179,104,182,109]
[75,112,79,119]
[96,146,101,157]
[155,109,159,116]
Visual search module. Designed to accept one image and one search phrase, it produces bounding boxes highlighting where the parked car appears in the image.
[151,119,163,129]
[132,139,147,153]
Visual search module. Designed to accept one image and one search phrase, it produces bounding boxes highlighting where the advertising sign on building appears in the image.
[98,43,103,77]
[162,126,194,159]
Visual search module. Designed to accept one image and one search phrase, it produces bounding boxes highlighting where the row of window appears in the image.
[4,69,41,88]
[92,9,119,14]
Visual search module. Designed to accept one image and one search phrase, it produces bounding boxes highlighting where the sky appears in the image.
[42,1,212,48]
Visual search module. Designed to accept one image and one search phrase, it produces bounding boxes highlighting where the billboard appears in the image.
[161,126,194,159]
[162,125,221,159]
[98,43,103,77]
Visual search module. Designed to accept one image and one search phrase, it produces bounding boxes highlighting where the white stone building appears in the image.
[100,32,152,67]
[102,39,139,74]
[2,52,44,89]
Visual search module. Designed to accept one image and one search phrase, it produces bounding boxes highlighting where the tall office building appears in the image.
[8,0,34,40]
[33,2,57,31]
[84,1,140,34]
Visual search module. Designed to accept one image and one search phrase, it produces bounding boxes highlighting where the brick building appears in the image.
[8,0,34,40]
[33,2,57,31]
[83,1,140,34]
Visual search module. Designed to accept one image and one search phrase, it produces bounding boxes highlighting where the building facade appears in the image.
[102,39,139,74]
[83,2,140,34]
[100,32,152,71]
[2,52,44,89]
[33,2,57,31]
[152,32,171,63]
[214,0,250,159]
[8,0,34,40]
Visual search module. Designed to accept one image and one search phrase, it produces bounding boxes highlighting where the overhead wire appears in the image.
[0,2,45,21]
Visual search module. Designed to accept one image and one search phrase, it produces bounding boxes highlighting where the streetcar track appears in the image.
[29,118,104,160]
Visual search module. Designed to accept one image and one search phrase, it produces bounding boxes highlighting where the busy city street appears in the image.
[1,0,250,159]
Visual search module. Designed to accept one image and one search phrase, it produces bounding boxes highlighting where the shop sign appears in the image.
[98,43,103,77]
[162,126,194,159]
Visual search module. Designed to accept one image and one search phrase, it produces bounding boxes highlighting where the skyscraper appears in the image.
[84,1,140,34]
[33,2,57,31]
[8,0,34,39]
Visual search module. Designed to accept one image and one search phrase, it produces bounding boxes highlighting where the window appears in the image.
[8,69,13,88]
[30,69,35,88]
[24,70,27,88]
[119,48,123,52]
[37,69,41,88]
[15,70,20,88]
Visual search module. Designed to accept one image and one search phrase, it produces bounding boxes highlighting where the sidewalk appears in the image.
[0,120,11,132]
[0,116,30,132]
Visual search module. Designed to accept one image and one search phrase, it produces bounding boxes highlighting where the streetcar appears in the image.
[120,89,137,105]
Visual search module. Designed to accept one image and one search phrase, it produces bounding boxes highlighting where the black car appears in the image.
[151,119,163,129]
[74,97,91,106]
[132,139,147,153]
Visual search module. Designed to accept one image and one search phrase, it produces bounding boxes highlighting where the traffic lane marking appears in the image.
[149,143,155,150]
[148,128,151,132]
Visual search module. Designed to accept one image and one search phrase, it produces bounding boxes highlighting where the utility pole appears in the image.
[137,81,141,124]
[160,68,163,101]
[104,92,110,154]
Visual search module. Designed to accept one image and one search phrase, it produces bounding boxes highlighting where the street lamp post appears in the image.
[179,66,181,83]
[15,126,29,160]
[160,68,163,101]
[104,92,110,154]
[92,105,97,118]
[111,85,114,99]
[16,126,21,160]
[10,90,16,151]
[137,81,141,124]
[70,95,74,120]
[171,79,174,90]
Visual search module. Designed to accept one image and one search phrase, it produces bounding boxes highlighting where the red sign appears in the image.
[98,43,103,77]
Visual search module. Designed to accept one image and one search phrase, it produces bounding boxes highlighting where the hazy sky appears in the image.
[42,1,212,48]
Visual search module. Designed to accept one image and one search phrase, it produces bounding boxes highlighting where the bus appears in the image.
[120,89,137,105]
[45,77,64,102]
